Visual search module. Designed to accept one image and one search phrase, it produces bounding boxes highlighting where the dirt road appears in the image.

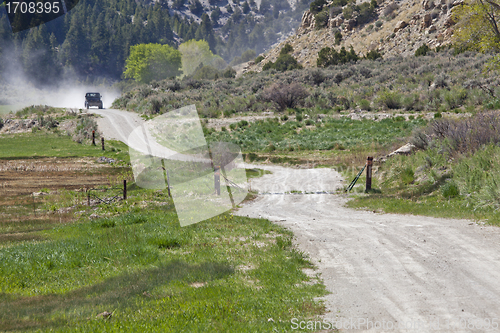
[91,108,144,143]
[236,165,500,333]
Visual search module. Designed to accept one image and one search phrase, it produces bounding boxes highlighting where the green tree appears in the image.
[280,43,293,55]
[124,43,182,83]
[178,39,226,76]
[317,46,359,67]
[453,0,500,53]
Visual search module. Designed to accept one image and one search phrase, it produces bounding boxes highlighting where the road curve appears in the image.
[236,164,500,333]
[90,108,210,162]
[90,108,144,143]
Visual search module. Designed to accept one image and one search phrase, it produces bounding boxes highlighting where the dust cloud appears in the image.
[0,52,120,112]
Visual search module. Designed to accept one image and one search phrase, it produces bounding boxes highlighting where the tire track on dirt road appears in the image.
[236,164,500,333]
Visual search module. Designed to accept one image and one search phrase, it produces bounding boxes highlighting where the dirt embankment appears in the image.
[236,164,500,332]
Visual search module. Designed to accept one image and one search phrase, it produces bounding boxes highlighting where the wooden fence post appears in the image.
[123,179,127,200]
[366,156,373,192]
[166,170,171,198]
[101,137,105,150]
[214,166,220,195]
[92,130,95,146]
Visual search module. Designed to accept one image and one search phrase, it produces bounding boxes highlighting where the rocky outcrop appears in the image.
[328,16,344,28]
[394,20,408,33]
[246,0,460,74]
[297,10,315,35]
[345,18,357,31]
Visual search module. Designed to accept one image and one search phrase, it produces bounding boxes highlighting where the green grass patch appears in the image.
[206,117,427,153]
[0,132,129,162]
[245,168,272,179]
[0,187,326,332]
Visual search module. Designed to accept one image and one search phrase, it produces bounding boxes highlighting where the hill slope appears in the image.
[247,0,459,72]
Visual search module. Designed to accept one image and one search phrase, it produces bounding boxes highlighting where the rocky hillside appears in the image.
[244,0,459,72]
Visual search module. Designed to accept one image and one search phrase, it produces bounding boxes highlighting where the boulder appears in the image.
[422,0,434,10]
[329,16,344,28]
[422,13,432,29]
[394,20,408,33]
[345,18,357,31]
[387,143,416,158]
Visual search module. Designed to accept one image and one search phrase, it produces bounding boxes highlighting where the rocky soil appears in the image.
[243,0,460,74]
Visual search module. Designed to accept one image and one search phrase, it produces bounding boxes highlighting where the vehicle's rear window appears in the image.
[86,93,99,97]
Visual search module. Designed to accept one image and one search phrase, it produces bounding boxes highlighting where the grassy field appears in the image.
[0,132,130,162]
[0,188,326,332]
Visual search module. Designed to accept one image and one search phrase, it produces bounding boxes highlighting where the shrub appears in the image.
[280,43,294,55]
[359,99,371,110]
[400,166,414,185]
[223,67,237,78]
[376,90,402,109]
[365,49,382,60]
[231,49,256,65]
[375,20,383,28]
[442,181,460,198]
[0,117,3,130]
[357,2,376,24]
[310,0,327,14]
[410,128,429,150]
[415,44,430,57]
[444,88,467,109]
[334,30,342,45]
[343,5,354,19]
[192,65,220,80]
[255,55,264,63]
[264,53,303,72]
[307,69,326,85]
[150,98,162,114]
[263,83,309,111]
[315,10,330,29]
[317,46,359,67]
[72,116,99,143]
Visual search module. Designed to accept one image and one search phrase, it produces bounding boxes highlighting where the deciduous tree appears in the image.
[124,43,182,83]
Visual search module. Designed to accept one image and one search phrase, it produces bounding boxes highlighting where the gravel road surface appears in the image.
[236,164,500,333]
[91,108,144,143]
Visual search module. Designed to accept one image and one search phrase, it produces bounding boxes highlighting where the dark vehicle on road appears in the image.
[85,93,103,109]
